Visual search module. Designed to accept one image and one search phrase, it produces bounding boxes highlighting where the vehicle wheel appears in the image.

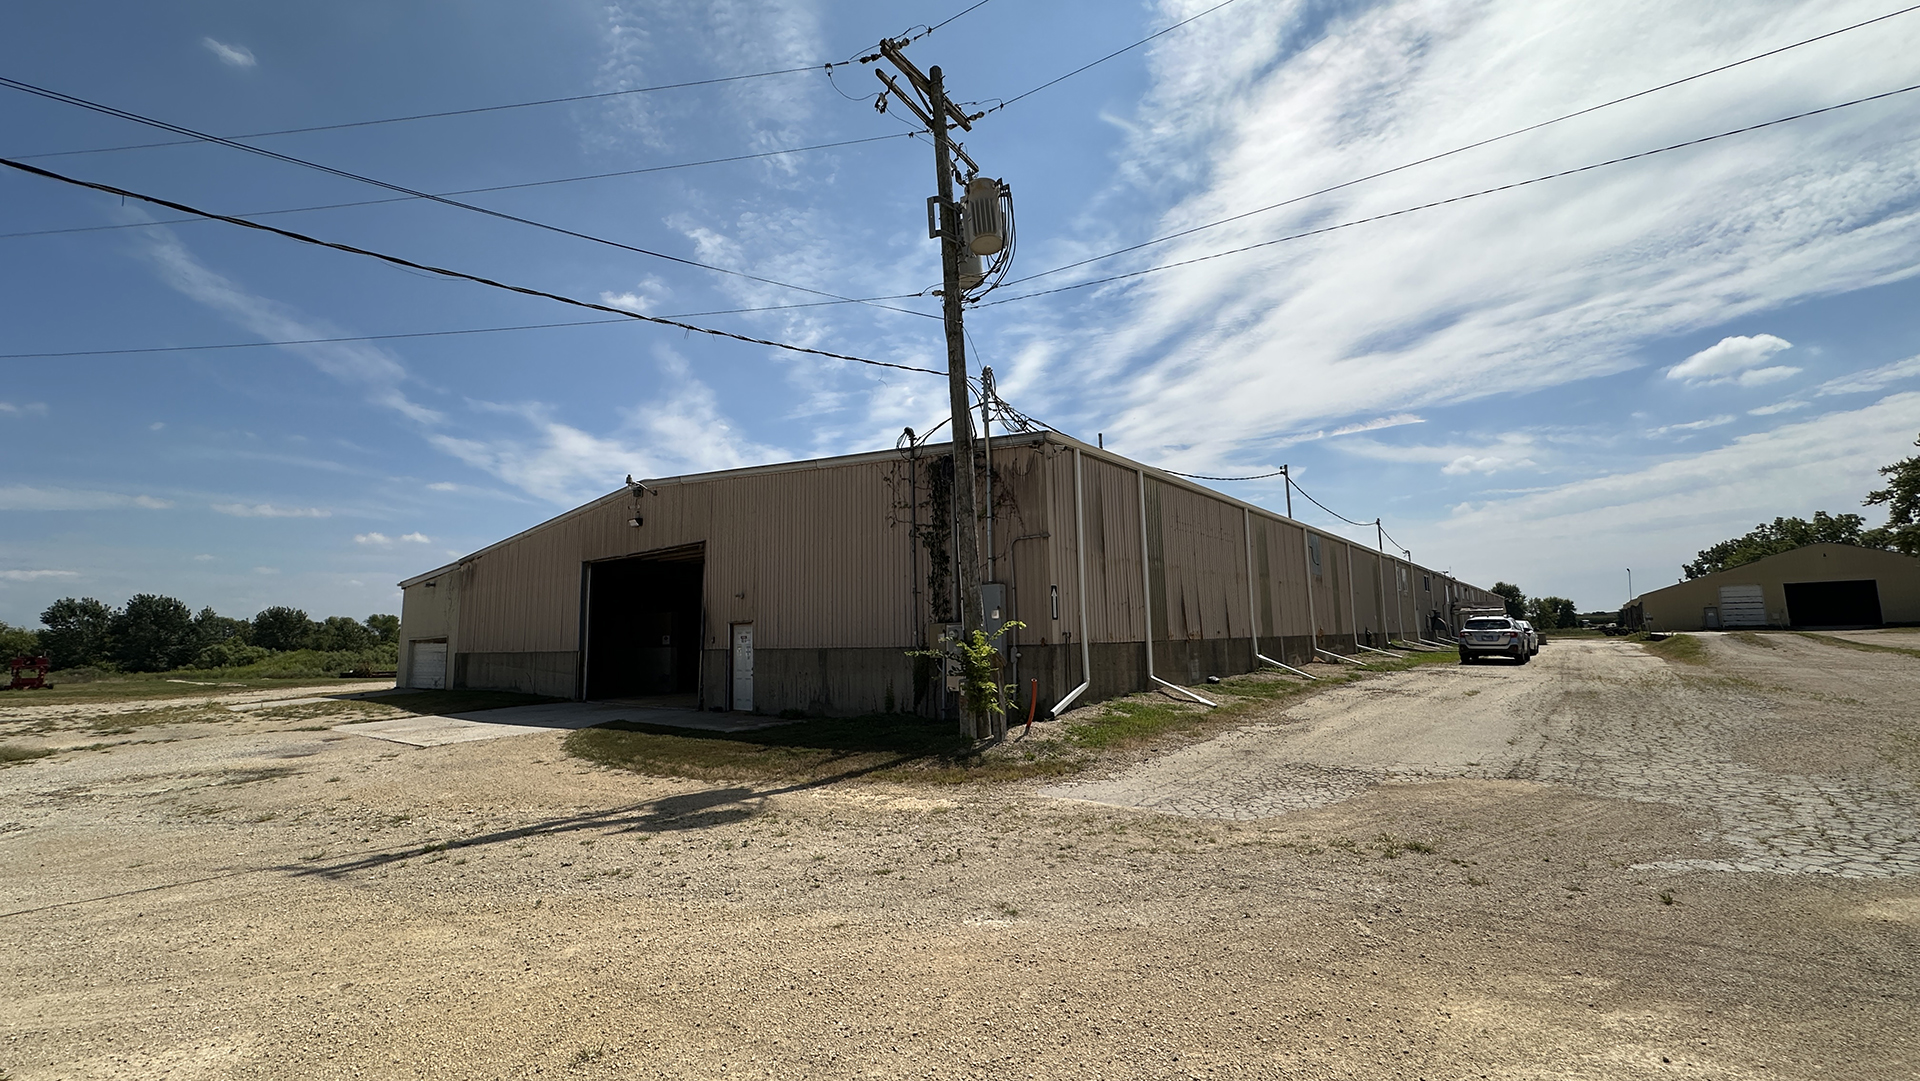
[1517,651,1530,665]
[1459,652,1471,665]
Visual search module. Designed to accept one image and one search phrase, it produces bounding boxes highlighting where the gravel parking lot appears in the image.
[3,635,1916,1079]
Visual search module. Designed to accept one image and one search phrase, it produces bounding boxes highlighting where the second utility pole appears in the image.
[929,65,986,738]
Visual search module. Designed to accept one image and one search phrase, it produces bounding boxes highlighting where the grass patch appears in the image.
[565,711,1079,785]
[1729,631,1780,649]
[2,673,377,707]
[1794,632,1920,660]
[1642,634,1707,665]
[0,743,54,765]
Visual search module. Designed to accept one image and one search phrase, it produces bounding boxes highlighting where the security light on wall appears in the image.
[628,517,643,528]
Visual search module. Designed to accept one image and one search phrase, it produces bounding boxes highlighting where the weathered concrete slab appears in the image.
[337,701,783,747]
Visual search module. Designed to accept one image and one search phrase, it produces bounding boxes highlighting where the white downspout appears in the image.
[1247,506,1315,680]
[1047,446,1093,718]
[1140,468,1215,707]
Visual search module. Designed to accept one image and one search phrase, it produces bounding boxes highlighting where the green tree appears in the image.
[1490,582,1527,619]
[39,597,116,669]
[1527,596,1578,629]
[1863,430,1920,555]
[1681,511,1886,579]
[251,606,315,652]
[191,607,250,651]
[0,620,41,660]
[310,615,373,652]
[364,613,399,645]
[111,594,197,672]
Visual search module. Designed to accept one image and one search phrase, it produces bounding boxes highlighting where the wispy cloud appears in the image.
[1648,414,1737,436]
[138,227,443,426]
[1009,1,1920,462]
[202,37,257,68]
[0,402,48,417]
[1814,353,1920,396]
[431,346,784,503]
[400,532,430,543]
[0,569,78,582]
[0,486,170,511]
[213,503,330,519]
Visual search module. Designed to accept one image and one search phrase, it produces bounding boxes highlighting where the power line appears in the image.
[981,81,1920,306]
[0,132,915,243]
[996,2,1920,289]
[0,288,942,359]
[0,318,633,359]
[0,75,930,319]
[6,66,831,161]
[9,0,1004,162]
[981,0,1248,115]
[1286,476,1375,529]
[1163,467,1289,481]
[0,156,946,377]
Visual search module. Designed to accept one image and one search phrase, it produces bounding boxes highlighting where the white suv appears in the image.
[1458,616,1531,665]
[1515,620,1541,656]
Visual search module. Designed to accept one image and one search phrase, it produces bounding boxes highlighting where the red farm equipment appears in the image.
[8,655,52,690]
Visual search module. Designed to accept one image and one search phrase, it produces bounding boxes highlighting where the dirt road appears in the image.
[3,637,1916,1079]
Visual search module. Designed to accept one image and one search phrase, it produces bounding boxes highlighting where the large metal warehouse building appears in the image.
[1629,543,1920,631]
[398,432,1500,717]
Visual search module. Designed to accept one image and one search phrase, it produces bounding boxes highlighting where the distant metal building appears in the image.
[397,433,1501,715]
[1629,543,1920,631]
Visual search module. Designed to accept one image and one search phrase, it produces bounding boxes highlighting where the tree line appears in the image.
[0,596,398,672]
[1683,432,1919,579]
[1487,583,1579,629]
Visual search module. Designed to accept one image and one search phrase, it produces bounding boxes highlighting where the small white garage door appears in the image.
[1717,585,1767,628]
[411,641,447,690]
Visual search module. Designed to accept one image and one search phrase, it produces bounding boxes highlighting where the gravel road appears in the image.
[2,637,1915,1079]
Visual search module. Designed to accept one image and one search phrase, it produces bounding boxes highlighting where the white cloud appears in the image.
[149,421,165,431]
[202,37,256,68]
[0,402,48,416]
[0,570,78,582]
[426,482,459,491]
[1439,391,1920,605]
[1647,414,1736,436]
[213,503,330,519]
[192,554,215,562]
[137,227,443,426]
[1330,413,1424,437]
[1004,1,1920,464]
[601,275,671,314]
[1734,364,1801,387]
[354,532,393,546]
[0,486,171,511]
[1337,431,1539,476]
[253,566,279,575]
[1667,334,1794,384]
[1814,353,1920,396]
[400,532,431,543]
[432,347,784,503]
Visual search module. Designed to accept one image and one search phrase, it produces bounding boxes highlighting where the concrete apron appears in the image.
[338,700,786,748]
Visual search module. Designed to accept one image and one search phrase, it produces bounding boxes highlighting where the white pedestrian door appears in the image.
[730,624,754,712]
[412,641,447,690]
[1717,585,1767,628]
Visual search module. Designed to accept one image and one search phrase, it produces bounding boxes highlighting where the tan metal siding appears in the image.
[1150,478,1248,642]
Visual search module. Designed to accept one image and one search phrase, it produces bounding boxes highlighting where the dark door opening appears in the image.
[585,544,704,700]
[1784,579,1882,629]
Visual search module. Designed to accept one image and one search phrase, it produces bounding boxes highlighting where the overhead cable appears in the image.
[981,0,1247,115]
[0,156,945,377]
[1285,476,1376,529]
[1163,467,1289,481]
[0,289,942,359]
[11,0,1003,161]
[7,66,830,161]
[0,75,931,319]
[981,81,1920,306]
[997,2,1920,288]
[0,132,915,243]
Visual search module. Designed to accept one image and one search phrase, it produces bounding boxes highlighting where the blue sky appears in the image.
[2,0,1918,627]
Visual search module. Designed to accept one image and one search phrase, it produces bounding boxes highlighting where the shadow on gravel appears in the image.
[285,756,922,881]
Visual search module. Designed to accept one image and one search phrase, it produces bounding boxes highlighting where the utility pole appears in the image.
[929,65,985,738]
[874,42,1005,739]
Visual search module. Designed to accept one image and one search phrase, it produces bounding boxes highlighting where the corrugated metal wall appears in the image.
[408,432,1504,705]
